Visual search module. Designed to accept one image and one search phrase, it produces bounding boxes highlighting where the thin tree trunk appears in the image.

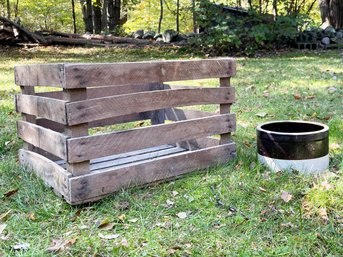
[192,0,196,33]
[306,0,317,15]
[71,0,77,33]
[6,0,10,19]
[14,0,19,18]
[248,0,253,10]
[176,0,179,32]
[272,0,278,20]
[86,0,93,33]
[158,0,163,34]
[259,0,262,13]
[108,0,115,31]
[93,0,102,33]
[102,0,108,32]
[114,0,120,28]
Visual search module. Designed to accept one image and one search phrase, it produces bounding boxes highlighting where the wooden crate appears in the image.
[15,58,237,205]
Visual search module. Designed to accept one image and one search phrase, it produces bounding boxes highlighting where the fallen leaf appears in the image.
[249,162,256,170]
[330,143,340,150]
[128,218,138,223]
[319,208,329,223]
[293,93,302,100]
[0,210,11,221]
[256,112,267,118]
[4,189,19,198]
[281,191,293,203]
[176,212,189,219]
[327,87,337,94]
[184,195,195,203]
[46,238,76,253]
[245,85,255,91]
[117,214,126,222]
[5,141,11,146]
[259,187,267,192]
[263,91,269,97]
[120,238,129,247]
[99,233,120,240]
[172,191,179,197]
[165,199,174,208]
[13,243,30,250]
[27,212,35,221]
[305,95,316,100]
[0,224,7,235]
[156,222,172,229]
[97,219,115,230]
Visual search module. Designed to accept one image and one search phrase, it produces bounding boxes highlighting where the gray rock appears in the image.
[335,32,343,39]
[321,37,330,45]
[153,33,162,39]
[156,37,164,43]
[133,29,144,39]
[142,31,155,40]
[163,29,178,43]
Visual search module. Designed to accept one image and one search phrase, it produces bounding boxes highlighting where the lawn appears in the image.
[0,46,342,256]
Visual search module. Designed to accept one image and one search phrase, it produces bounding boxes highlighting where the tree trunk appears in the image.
[14,0,19,18]
[6,0,10,19]
[108,0,115,31]
[80,0,94,33]
[319,0,331,26]
[158,0,163,34]
[71,0,77,33]
[176,0,179,32]
[93,0,102,33]
[248,0,253,10]
[330,0,343,28]
[272,0,278,20]
[192,0,196,33]
[102,0,108,32]
[114,0,121,28]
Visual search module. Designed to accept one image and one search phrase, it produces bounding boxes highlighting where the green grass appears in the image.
[0,46,342,256]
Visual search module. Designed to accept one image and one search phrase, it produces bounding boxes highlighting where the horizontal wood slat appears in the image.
[165,108,215,121]
[66,87,235,125]
[36,84,153,99]
[64,58,236,88]
[17,120,67,159]
[16,94,67,124]
[68,143,236,204]
[67,114,235,163]
[19,149,71,200]
[14,64,65,87]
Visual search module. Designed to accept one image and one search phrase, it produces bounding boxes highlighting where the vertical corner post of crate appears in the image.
[219,76,233,145]
[18,85,36,151]
[63,87,90,176]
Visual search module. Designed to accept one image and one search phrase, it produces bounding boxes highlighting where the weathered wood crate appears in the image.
[15,58,237,205]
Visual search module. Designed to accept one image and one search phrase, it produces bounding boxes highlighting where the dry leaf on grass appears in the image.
[4,189,18,198]
[128,218,138,223]
[0,211,11,221]
[281,191,293,203]
[293,93,302,100]
[256,112,267,118]
[27,212,35,221]
[165,199,174,208]
[172,191,179,197]
[176,212,190,219]
[319,208,329,223]
[321,181,332,190]
[117,214,126,222]
[120,238,129,247]
[0,224,7,235]
[259,187,267,192]
[13,243,30,250]
[46,238,76,253]
[99,233,120,240]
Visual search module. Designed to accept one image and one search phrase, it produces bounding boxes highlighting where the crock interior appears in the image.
[261,122,324,133]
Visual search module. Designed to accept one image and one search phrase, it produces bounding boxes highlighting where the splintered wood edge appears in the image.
[68,143,236,205]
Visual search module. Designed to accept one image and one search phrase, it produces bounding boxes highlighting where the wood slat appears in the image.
[165,108,215,121]
[19,149,71,200]
[14,64,65,87]
[17,120,67,159]
[68,143,236,204]
[66,87,235,126]
[63,58,236,88]
[67,114,236,163]
[16,94,67,124]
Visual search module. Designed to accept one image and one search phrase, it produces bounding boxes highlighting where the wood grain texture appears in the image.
[165,108,215,121]
[63,58,236,88]
[67,114,236,163]
[68,143,236,204]
[14,64,65,87]
[17,120,67,159]
[19,149,71,200]
[219,77,231,144]
[16,94,67,124]
[66,87,235,125]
